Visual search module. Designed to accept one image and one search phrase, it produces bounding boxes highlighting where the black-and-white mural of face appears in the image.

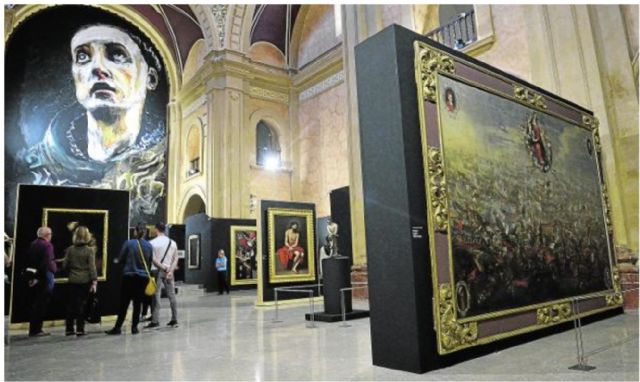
[71,25,154,112]
[4,6,169,231]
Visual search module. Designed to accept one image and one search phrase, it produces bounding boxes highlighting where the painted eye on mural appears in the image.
[106,43,131,64]
[75,48,91,64]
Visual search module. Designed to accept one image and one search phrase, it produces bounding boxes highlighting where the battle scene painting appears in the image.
[437,75,612,318]
[230,226,257,286]
[42,208,108,282]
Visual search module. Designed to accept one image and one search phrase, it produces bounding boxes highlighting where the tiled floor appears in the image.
[4,288,638,381]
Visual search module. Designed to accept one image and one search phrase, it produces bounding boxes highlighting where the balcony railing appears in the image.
[425,10,477,50]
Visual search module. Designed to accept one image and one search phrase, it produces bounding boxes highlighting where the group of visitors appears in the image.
[24,222,179,337]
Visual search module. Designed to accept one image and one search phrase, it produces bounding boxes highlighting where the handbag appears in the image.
[85,292,101,324]
[136,240,156,296]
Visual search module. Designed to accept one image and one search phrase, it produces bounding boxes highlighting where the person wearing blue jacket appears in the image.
[106,224,153,335]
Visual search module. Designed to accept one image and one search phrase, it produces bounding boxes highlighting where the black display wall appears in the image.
[10,184,129,324]
[184,215,257,291]
[206,218,256,293]
[184,213,212,286]
[329,186,353,266]
[167,224,185,282]
[356,24,621,374]
[259,200,319,303]
[4,5,169,233]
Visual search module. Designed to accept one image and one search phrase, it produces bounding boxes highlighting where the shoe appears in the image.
[76,331,86,337]
[144,322,159,329]
[167,320,178,328]
[65,331,75,336]
[105,327,121,335]
[140,315,152,322]
[218,293,223,295]
[131,327,139,335]
[29,331,50,337]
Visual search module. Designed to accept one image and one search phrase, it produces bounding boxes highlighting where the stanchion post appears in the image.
[569,296,596,371]
[308,290,316,328]
[340,288,350,327]
[273,288,282,323]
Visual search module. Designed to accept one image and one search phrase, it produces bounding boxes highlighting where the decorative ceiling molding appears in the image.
[210,5,228,48]
[249,86,289,105]
[229,5,248,51]
[192,4,218,51]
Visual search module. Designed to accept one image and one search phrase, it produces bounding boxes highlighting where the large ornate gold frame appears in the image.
[41,208,109,283]
[267,208,316,284]
[413,41,622,355]
[229,225,258,286]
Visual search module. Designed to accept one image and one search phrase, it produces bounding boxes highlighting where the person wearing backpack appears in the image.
[60,226,97,336]
[145,222,178,329]
[25,227,57,337]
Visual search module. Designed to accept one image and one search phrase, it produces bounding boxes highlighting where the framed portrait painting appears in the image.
[267,208,316,284]
[413,41,621,355]
[42,208,109,282]
[188,234,200,270]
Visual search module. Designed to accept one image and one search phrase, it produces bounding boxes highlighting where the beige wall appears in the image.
[296,5,341,68]
[298,83,350,217]
[474,5,532,82]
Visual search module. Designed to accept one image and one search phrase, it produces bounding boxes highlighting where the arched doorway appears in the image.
[182,194,206,222]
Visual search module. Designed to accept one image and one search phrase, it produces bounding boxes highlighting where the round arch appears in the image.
[6,4,180,98]
[248,108,289,166]
[179,186,208,222]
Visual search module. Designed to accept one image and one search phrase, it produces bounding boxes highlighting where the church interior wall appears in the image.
[473,5,532,82]
[297,83,349,218]
[244,98,292,215]
[295,5,341,69]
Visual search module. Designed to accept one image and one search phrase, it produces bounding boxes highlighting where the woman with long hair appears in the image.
[61,225,97,336]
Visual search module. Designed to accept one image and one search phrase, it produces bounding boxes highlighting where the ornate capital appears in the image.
[514,86,547,109]
[427,147,449,233]
[417,46,455,102]
[536,303,572,325]
[438,284,477,352]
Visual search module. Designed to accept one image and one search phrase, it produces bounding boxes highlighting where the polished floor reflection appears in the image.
[4,287,639,381]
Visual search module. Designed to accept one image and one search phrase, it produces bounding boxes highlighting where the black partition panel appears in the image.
[356,24,621,374]
[208,218,256,292]
[184,213,212,285]
[10,184,129,323]
[330,186,353,266]
[259,200,319,303]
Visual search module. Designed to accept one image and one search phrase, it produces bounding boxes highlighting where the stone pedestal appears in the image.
[305,257,369,323]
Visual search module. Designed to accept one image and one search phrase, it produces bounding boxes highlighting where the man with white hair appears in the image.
[25,226,57,337]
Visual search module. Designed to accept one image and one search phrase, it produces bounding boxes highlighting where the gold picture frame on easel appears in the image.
[413,41,621,355]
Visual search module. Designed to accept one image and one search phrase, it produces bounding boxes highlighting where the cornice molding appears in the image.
[299,71,344,102]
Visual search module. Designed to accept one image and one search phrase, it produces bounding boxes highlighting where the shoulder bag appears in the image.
[136,240,157,296]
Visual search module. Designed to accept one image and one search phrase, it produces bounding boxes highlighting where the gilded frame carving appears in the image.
[267,208,316,284]
[413,41,622,355]
[41,208,109,283]
[229,225,258,286]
